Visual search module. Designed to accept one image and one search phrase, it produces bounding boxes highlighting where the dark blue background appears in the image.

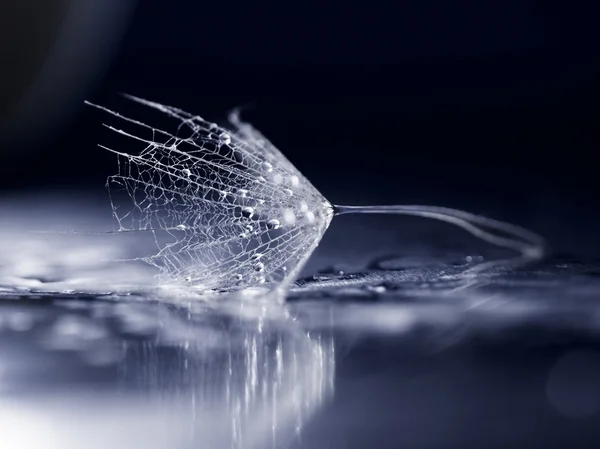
[1,0,599,254]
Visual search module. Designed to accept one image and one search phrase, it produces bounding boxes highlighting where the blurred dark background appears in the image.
[1,0,599,255]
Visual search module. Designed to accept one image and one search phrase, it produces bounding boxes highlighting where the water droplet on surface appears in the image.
[175,224,186,231]
[245,224,254,232]
[300,202,309,213]
[282,266,287,272]
[267,219,281,230]
[312,274,332,281]
[251,253,263,261]
[256,176,266,183]
[257,275,266,284]
[182,168,192,177]
[273,173,283,184]
[237,188,249,198]
[283,188,293,196]
[290,175,300,187]
[366,285,387,294]
[262,161,273,172]
[242,207,254,219]
[254,262,265,272]
[233,274,243,281]
[305,211,315,223]
[185,276,192,283]
[238,232,248,238]
[220,132,231,145]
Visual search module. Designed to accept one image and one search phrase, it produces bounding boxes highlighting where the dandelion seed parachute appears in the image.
[86,95,547,294]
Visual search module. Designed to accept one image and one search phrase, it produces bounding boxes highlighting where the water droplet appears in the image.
[273,173,283,184]
[220,132,231,145]
[182,168,192,177]
[175,224,186,230]
[234,274,243,281]
[238,232,248,238]
[251,253,263,261]
[257,275,266,284]
[300,202,309,213]
[185,276,192,283]
[267,219,281,230]
[312,274,331,281]
[290,175,300,187]
[305,211,315,223]
[245,224,254,232]
[237,188,249,198]
[254,262,265,272]
[282,266,287,272]
[283,209,296,225]
[258,199,266,205]
[256,176,266,183]
[366,285,387,294]
[283,188,293,196]
[262,161,273,172]
[242,206,254,219]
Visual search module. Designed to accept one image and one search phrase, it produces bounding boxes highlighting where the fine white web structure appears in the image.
[87,95,547,295]
[88,96,334,293]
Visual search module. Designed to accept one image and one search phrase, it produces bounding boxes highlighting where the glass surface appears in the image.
[1,195,599,449]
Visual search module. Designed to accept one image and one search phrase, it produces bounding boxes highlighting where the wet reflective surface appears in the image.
[2,195,600,448]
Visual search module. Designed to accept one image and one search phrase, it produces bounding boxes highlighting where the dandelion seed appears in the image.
[85,95,547,294]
